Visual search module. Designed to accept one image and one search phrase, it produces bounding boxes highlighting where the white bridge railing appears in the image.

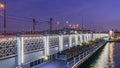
[0,33,108,68]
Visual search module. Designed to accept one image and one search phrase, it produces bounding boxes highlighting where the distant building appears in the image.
[109,29,114,39]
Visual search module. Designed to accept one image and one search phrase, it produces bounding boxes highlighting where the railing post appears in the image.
[67,62,69,68]
[74,57,76,64]
[16,34,24,68]
[83,53,84,58]
[69,35,72,49]
[79,54,81,60]
[86,51,88,55]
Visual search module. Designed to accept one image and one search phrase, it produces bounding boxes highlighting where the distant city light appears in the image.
[73,24,75,29]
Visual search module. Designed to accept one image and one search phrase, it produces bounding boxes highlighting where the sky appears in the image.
[0,0,120,32]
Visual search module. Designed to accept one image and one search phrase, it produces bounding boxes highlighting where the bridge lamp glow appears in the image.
[44,56,48,61]
[92,39,95,41]
[75,31,78,34]
[86,41,89,44]
[79,42,82,46]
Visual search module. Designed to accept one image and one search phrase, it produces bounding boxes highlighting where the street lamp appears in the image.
[0,3,4,8]
[32,18,36,33]
[0,1,6,34]
[56,21,60,30]
[76,24,79,30]
[66,21,69,28]
[69,24,71,28]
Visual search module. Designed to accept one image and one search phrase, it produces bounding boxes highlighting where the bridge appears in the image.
[0,33,108,68]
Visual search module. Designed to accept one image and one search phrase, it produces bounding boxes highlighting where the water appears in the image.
[79,42,120,68]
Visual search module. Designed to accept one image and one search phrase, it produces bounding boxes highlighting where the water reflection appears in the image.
[109,42,115,68]
[90,43,109,68]
[79,42,120,68]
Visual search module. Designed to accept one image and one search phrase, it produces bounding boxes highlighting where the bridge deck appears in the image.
[32,40,106,68]
[32,60,66,68]
[0,33,108,68]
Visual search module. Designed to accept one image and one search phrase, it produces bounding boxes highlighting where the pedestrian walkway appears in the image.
[32,60,66,68]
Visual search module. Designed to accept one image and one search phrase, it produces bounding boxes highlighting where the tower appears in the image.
[109,29,114,40]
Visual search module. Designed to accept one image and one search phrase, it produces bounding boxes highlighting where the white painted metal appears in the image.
[0,33,108,68]
[69,35,72,48]
[16,36,24,67]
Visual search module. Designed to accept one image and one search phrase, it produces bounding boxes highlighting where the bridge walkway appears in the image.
[32,39,106,68]
[32,60,66,68]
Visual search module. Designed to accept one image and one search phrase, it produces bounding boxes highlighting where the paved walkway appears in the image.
[32,60,66,68]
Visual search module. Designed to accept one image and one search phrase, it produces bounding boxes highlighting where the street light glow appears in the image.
[0,3,4,8]
[44,56,48,61]
[0,1,6,34]
[66,21,69,24]
[57,21,60,25]
[76,24,79,27]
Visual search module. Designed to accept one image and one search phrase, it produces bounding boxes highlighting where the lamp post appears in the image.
[56,21,60,30]
[56,21,60,34]
[32,18,35,33]
[66,21,69,28]
[50,17,52,32]
[0,0,6,34]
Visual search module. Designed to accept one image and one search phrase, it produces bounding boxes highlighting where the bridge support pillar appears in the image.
[69,35,72,49]
[90,34,92,40]
[59,35,63,52]
[83,35,85,43]
[80,35,83,45]
[16,35,24,68]
[82,34,85,43]
[88,34,90,41]
[85,35,87,42]
[75,34,78,46]
[87,34,89,42]
[44,36,49,56]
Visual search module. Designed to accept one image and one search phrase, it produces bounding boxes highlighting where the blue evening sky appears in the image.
[0,0,120,32]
